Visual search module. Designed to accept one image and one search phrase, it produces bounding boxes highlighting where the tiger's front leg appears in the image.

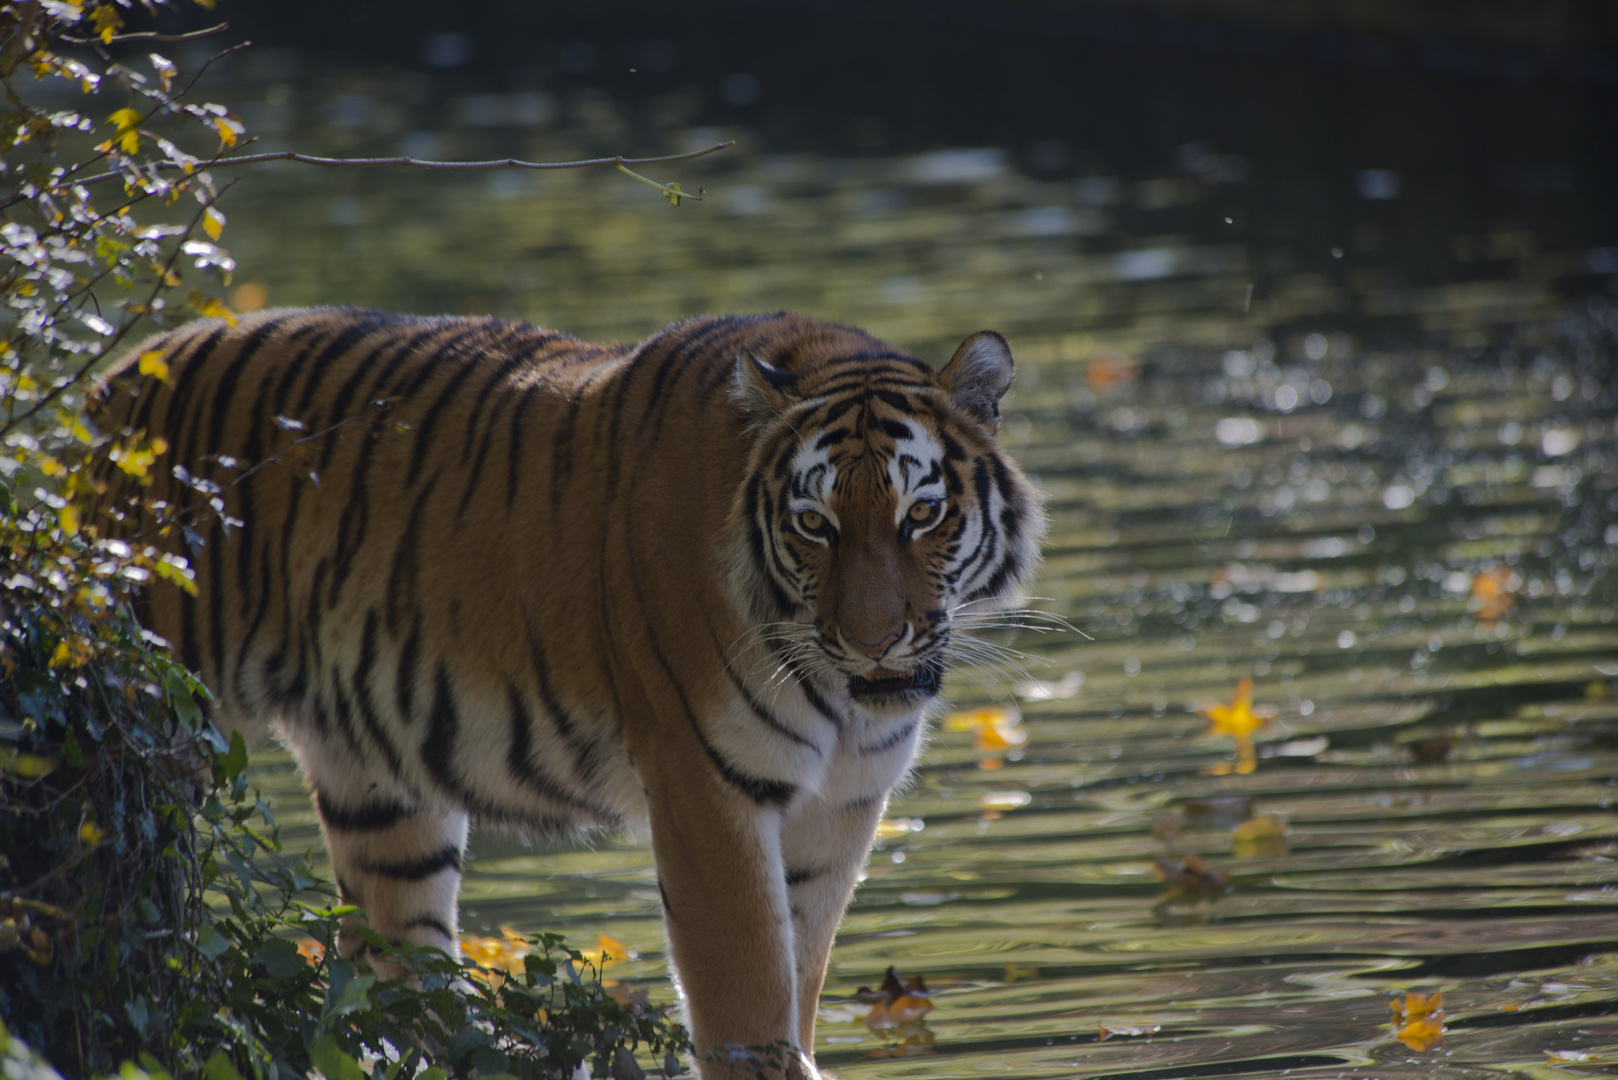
[637,734,812,1078]
[312,787,469,982]
[780,789,888,1053]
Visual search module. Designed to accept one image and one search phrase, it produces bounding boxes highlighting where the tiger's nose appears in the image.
[852,633,900,659]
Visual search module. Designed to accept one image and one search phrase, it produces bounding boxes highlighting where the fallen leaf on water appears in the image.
[1152,853,1231,899]
[1409,734,1454,763]
[580,933,632,973]
[944,706,1015,733]
[1545,1048,1618,1067]
[1086,353,1140,389]
[1097,1022,1161,1040]
[1390,990,1444,1051]
[1231,814,1289,858]
[856,967,934,1029]
[875,817,925,839]
[462,925,532,978]
[1470,566,1520,620]
[1196,677,1276,774]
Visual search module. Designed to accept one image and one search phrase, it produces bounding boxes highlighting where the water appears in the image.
[221,60,1618,1078]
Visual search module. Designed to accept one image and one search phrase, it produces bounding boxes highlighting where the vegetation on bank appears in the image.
[0,3,688,1076]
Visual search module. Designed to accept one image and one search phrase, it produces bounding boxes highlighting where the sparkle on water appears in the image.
[226,68,1618,1079]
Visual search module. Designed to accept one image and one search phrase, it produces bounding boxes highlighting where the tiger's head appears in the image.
[728,324,1045,719]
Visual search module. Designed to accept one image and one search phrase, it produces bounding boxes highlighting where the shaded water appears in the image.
[220,65,1618,1078]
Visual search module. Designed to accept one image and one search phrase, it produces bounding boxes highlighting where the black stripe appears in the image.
[318,324,444,469]
[385,471,440,633]
[353,610,405,777]
[525,623,601,785]
[358,843,462,881]
[314,790,412,831]
[422,665,466,801]
[505,682,619,822]
[395,613,422,722]
[727,668,820,751]
[403,333,489,489]
[504,380,545,508]
[402,915,456,942]
[858,719,918,755]
[639,614,795,807]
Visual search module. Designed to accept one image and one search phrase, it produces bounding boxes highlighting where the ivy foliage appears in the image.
[0,3,689,1077]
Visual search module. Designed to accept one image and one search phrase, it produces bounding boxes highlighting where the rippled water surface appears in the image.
[225,69,1618,1078]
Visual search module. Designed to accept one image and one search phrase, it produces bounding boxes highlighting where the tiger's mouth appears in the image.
[848,658,942,701]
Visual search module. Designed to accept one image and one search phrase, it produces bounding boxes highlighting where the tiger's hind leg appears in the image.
[313,789,469,980]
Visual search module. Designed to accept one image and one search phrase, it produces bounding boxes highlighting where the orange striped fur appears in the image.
[96,308,1044,1077]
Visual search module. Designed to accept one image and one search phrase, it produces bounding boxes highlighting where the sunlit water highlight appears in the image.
[225,89,1618,1078]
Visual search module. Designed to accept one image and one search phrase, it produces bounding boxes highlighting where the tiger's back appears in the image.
[97,307,1044,1078]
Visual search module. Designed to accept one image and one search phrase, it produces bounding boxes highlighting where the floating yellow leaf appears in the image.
[945,705,1015,732]
[580,933,630,973]
[1196,677,1276,774]
[461,925,531,979]
[855,967,934,1030]
[974,723,1026,752]
[1390,990,1444,1051]
[1231,814,1289,858]
[875,817,924,839]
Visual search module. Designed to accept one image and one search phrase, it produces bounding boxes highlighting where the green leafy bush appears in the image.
[0,4,689,1076]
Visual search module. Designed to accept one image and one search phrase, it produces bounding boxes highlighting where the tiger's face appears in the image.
[731,329,1043,718]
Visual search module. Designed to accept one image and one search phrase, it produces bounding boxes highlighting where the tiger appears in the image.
[95,308,1045,1078]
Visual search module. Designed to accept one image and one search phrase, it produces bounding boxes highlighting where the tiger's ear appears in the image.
[941,331,1014,428]
[732,350,799,416]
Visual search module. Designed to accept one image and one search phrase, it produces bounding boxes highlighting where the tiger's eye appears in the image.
[908,499,941,525]
[800,510,826,532]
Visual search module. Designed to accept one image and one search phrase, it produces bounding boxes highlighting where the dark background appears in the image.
[186,0,1618,289]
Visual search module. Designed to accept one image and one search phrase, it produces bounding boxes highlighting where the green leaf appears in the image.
[252,937,307,979]
[202,1051,245,1080]
[125,995,150,1034]
[309,1036,366,1080]
[325,970,377,1018]
[195,924,230,959]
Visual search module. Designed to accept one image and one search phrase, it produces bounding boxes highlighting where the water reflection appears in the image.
[227,61,1618,1079]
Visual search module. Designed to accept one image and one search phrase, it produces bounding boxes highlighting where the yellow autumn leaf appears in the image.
[580,933,629,972]
[79,821,107,846]
[190,293,237,326]
[108,107,140,132]
[211,115,240,148]
[1197,677,1278,775]
[296,937,325,965]
[203,207,225,241]
[59,504,81,536]
[138,349,170,381]
[944,706,1014,732]
[1231,814,1290,858]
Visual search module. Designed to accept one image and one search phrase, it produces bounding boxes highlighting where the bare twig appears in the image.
[59,22,231,46]
[69,141,736,189]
